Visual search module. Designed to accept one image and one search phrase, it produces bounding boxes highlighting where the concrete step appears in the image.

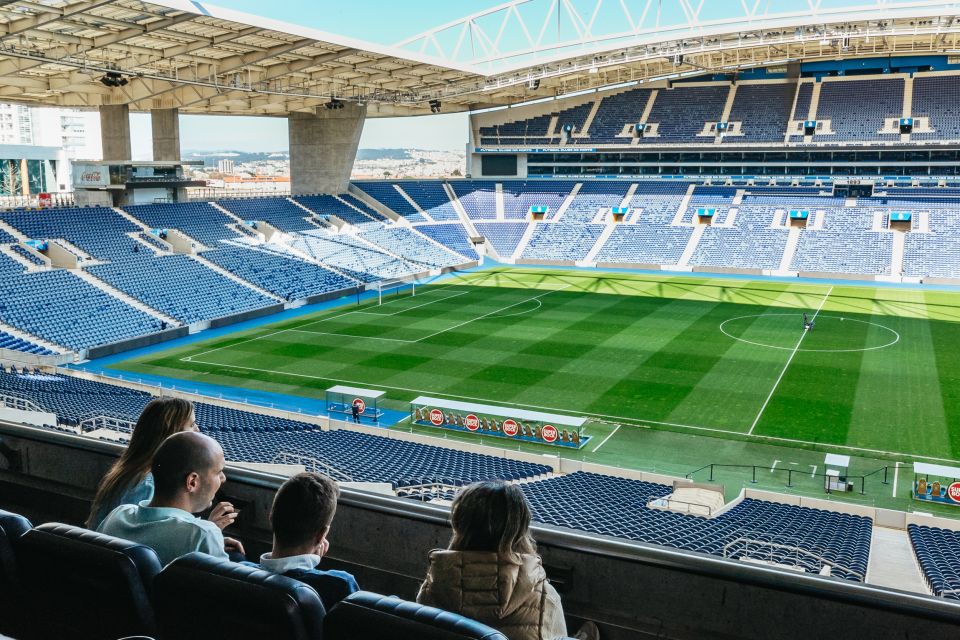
[866,527,930,595]
[511,222,538,260]
[551,183,581,222]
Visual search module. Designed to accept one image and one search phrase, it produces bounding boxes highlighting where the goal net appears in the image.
[375,278,415,305]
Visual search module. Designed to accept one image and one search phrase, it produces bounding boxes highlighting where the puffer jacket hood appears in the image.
[416,549,568,640]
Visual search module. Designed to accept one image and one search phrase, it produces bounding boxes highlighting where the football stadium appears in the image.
[5,0,960,638]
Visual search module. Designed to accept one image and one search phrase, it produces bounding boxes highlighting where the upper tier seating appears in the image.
[360,226,467,267]
[216,197,318,232]
[912,75,960,141]
[124,203,237,246]
[394,182,461,221]
[88,254,276,324]
[451,181,497,220]
[725,83,793,143]
[295,195,387,229]
[0,269,161,350]
[908,523,960,600]
[640,84,729,143]
[2,207,141,260]
[585,88,654,143]
[522,223,604,261]
[290,230,420,282]
[501,181,576,220]
[813,79,903,142]
[473,222,528,258]
[353,183,427,222]
[521,472,872,581]
[414,224,479,260]
[479,101,594,143]
[202,245,357,301]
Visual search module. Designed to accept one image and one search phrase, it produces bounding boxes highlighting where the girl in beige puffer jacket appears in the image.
[416,480,597,640]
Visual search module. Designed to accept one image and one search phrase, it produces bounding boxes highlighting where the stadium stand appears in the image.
[912,75,960,141]
[689,201,790,270]
[87,254,276,324]
[124,203,237,246]
[360,226,468,267]
[473,222,528,257]
[521,472,871,581]
[295,195,387,228]
[8,245,44,267]
[201,245,357,300]
[353,182,428,222]
[560,181,632,223]
[413,223,479,260]
[583,88,655,143]
[451,181,498,220]
[501,181,576,220]
[0,269,162,351]
[789,202,893,275]
[216,197,318,232]
[289,230,421,282]
[2,206,141,260]
[393,182,461,221]
[813,79,904,142]
[725,83,794,143]
[640,84,729,143]
[522,223,605,261]
[908,523,960,600]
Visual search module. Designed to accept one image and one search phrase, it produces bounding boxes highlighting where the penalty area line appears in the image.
[592,425,621,452]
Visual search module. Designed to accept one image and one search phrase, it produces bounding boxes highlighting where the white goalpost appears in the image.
[376,278,415,305]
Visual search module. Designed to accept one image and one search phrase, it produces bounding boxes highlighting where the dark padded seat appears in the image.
[0,509,31,636]
[324,591,508,640]
[153,552,326,640]
[16,522,162,640]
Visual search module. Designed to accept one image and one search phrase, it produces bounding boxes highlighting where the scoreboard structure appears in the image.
[409,395,589,449]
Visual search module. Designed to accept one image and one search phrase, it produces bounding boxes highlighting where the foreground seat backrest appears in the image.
[16,522,162,640]
[152,552,326,640]
[0,509,32,636]
[324,591,509,640]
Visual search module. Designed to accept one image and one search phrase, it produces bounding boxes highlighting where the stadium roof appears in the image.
[4,0,960,117]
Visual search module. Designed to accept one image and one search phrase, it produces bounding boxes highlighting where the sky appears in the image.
[129,1,506,156]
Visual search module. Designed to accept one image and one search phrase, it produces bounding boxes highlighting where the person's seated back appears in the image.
[417,480,598,640]
[97,431,244,565]
[245,472,359,610]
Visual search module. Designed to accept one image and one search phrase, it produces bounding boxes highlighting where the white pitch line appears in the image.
[184,284,468,361]
[747,286,833,436]
[183,357,960,467]
[285,328,417,344]
[771,459,779,471]
[592,425,621,452]
[353,290,470,316]
[893,461,901,498]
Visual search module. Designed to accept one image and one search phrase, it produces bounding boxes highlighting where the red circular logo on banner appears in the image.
[541,424,558,443]
[948,482,960,503]
[503,419,519,437]
[352,398,365,414]
[429,409,444,426]
[465,414,480,431]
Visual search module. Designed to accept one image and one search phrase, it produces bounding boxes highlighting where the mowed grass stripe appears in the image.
[926,289,960,459]
[847,289,949,457]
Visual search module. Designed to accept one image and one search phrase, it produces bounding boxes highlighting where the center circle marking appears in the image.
[719,313,900,353]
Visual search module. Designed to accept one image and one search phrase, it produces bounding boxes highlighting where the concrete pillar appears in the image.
[99,104,131,161]
[288,104,366,195]
[151,108,181,161]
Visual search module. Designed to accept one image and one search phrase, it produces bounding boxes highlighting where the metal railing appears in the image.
[723,533,865,582]
[79,415,136,434]
[646,494,716,517]
[273,449,355,482]
[0,393,43,413]
[0,193,75,210]
[686,462,893,495]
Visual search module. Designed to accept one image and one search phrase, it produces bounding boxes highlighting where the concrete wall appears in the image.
[289,105,366,195]
[151,108,180,162]
[99,105,131,162]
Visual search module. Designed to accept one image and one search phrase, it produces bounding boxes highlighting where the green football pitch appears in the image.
[111,267,960,512]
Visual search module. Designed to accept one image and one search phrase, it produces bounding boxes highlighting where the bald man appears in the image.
[98,431,244,565]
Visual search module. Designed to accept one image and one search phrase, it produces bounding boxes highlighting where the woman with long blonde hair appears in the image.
[86,397,236,530]
[417,480,598,640]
